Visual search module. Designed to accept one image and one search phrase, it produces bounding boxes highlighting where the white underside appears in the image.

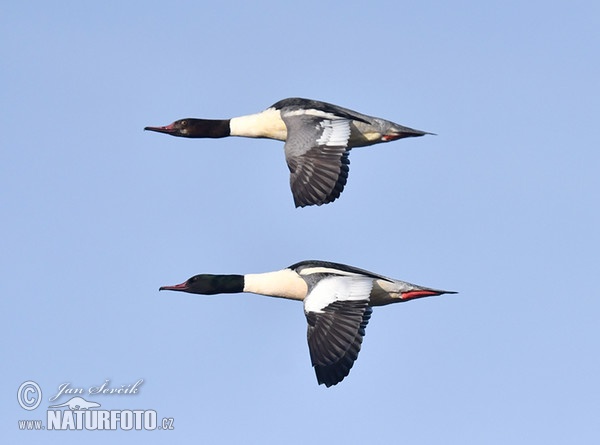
[228,107,387,148]
[242,266,417,306]
[229,108,288,141]
[243,269,307,301]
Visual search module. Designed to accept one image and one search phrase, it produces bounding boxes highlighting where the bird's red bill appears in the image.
[401,290,443,300]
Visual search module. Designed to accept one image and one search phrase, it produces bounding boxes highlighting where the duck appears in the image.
[145,98,432,208]
[159,260,456,387]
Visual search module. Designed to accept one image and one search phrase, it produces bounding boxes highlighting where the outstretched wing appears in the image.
[303,275,373,387]
[281,109,352,208]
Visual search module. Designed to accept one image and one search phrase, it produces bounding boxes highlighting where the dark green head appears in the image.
[159,274,243,295]
[144,118,230,138]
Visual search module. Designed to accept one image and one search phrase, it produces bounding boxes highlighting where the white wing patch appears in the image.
[282,108,339,120]
[298,266,361,277]
[304,276,373,314]
[315,119,352,147]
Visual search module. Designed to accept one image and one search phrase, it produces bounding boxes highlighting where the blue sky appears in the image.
[2,1,599,443]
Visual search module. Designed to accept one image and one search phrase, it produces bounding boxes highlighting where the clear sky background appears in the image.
[2,1,599,443]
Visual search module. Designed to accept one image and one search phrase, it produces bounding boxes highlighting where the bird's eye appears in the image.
[180,120,187,127]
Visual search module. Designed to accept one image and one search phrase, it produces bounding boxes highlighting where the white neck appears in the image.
[243,269,307,301]
[229,108,288,141]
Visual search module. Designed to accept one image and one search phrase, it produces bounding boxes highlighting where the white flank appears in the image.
[316,119,351,147]
[229,108,287,140]
[303,276,373,313]
[243,269,307,301]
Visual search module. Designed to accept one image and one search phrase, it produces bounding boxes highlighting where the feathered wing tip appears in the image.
[306,301,372,387]
[289,150,350,208]
[282,112,354,208]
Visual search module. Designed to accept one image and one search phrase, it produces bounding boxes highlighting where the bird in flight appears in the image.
[145,98,431,207]
[160,260,456,387]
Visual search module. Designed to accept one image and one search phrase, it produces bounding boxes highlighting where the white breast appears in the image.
[243,269,307,301]
[229,108,288,141]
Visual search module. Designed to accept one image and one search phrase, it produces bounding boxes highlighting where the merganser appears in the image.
[145,98,431,208]
[159,260,456,387]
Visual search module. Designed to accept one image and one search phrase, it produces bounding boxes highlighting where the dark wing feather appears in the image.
[270,98,371,124]
[289,260,396,283]
[287,145,350,207]
[306,300,372,387]
[281,111,352,208]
